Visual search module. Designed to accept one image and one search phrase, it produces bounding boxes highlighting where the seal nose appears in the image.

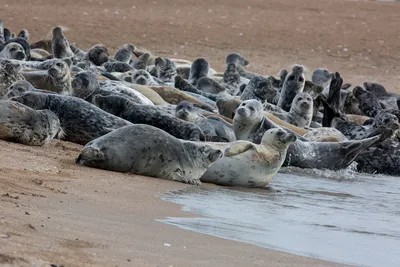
[236,107,247,117]
[301,101,310,109]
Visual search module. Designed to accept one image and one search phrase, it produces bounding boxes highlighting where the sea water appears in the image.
[159,167,400,267]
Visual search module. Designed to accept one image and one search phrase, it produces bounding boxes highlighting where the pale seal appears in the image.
[113,43,135,63]
[51,26,74,58]
[0,100,63,146]
[175,100,235,142]
[75,124,223,185]
[11,92,132,145]
[0,43,26,60]
[303,128,348,142]
[277,65,305,111]
[0,37,30,60]
[189,58,209,85]
[240,76,277,104]
[0,59,25,99]
[200,128,296,187]
[272,92,313,128]
[6,80,57,98]
[21,59,72,94]
[311,68,333,96]
[233,99,380,170]
[132,69,158,86]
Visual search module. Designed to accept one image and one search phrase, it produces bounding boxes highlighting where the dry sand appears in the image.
[1,0,399,266]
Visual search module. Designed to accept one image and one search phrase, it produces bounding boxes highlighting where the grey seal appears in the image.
[0,59,25,98]
[114,43,135,63]
[277,65,305,111]
[51,26,74,58]
[200,128,296,187]
[0,43,26,60]
[75,124,223,185]
[240,76,277,104]
[311,68,333,96]
[154,57,177,82]
[0,100,63,146]
[175,100,235,142]
[11,92,132,145]
[233,99,380,170]
[363,82,400,110]
[353,86,382,117]
[189,58,209,85]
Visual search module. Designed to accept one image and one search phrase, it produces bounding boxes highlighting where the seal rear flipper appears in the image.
[342,135,380,164]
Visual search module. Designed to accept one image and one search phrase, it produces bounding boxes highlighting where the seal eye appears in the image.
[299,77,304,82]
[277,131,284,136]
[56,62,62,67]
[249,106,254,111]
[383,118,390,124]
[9,48,16,52]
[298,97,303,101]
[288,75,295,81]
[307,97,311,101]
[242,103,246,106]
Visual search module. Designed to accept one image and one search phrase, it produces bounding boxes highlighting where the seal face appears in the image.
[353,86,382,117]
[84,44,109,66]
[0,43,26,60]
[75,124,223,185]
[240,76,277,104]
[225,53,249,68]
[311,68,333,96]
[200,128,296,187]
[132,69,157,86]
[277,65,305,111]
[0,100,63,146]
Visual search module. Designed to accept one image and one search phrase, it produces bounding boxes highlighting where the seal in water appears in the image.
[51,26,74,58]
[200,128,296,187]
[0,43,26,60]
[277,65,305,111]
[233,99,380,169]
[272,92,313,128]
[91,94,205,141]
[175,100,235,142]
[0,100,63,146]
[75,124,223,185]
[11,92,132,145]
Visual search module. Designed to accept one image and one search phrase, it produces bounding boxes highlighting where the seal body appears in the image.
[75,124,223,185]
[200,128,296,187]
[0,100,63,146]
[273,92,313,128]
[0,43,26,60]
[277,65,305,111]
[240,76,277,104]
[114,44,135,63]
[0,59,25,99]
[189,58,209,85]
[51,26,74,58]
[11,92,131,145]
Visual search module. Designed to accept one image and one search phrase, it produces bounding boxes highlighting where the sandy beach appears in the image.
[0,0,399,266]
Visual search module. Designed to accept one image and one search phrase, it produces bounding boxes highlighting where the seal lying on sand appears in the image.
[0,59,25,98]
[0,43,26,60]
[0,100,63,146]
[75,124,223,185]
[233,99,380,170]
[200,128,296,187]
[277,65,305,111]
[11,92,131,145]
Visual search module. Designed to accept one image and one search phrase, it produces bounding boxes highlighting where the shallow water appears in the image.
[159,167,400,267]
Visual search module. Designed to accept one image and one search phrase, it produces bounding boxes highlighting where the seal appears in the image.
[99,79,154,105]
[240,76,277,104]
[75,124,223,185]
[353,86,382,117]
[189,58,209,85]
[132,53,150,70]
[225,53,258,79]
[11,92,132,145]
[30,39,52,54]
[113,43,135,63]
[6,80,58,98]
[154,57,177,82]
[0,19,5,44]
[132,69,158,86]
[21,59,72,95]
[0,100,63,146]
[51,26,74,58]
[363,82,400,110]
[272,92,313,128]
[0,43,26,60]
[174,75,220,102]
[175,100,235,142]
[83,44,109,66]
[233,99,380,169]
[200,128,296,187]
[311,68,333,96]
[196,77,227,95]
[303,127,347,142]
[0,59,25,99]
[103,62,134,73]
[17,29,29,41]
[0,37,31,60]
[221,63,242,95]
[277,65,305,111]
[90,93,205,141]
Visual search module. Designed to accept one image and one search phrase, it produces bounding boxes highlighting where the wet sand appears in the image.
[1,0,399,266]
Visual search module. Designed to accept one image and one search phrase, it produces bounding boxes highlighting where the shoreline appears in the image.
[0,139,351,267]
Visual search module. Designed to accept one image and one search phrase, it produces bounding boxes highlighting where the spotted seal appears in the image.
[75,124,223,185]
[353,86,382,117]
[175,100,235,142]
[0,59,25,98]
[0,43,26,60]
[311,68,333,96]
[51,26,74,58]
[11,92,132,145]
[277,65,305,111]
[200,128,296,187]
[363,82,400,110]
[233,99,380,169]
[154,57,177,82]
[0,100,63,146]
[114,43,135,63]
[240,76,277,104]
[17,29,29,41]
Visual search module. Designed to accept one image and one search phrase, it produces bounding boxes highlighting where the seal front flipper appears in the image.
[224,142,254,157]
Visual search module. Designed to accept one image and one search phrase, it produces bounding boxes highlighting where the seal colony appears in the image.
[0,19,399,188]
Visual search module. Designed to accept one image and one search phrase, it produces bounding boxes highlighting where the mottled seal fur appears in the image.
[353,86,382,117]
[363,82,400,110]
[200,128,296,187]
[11,92,131,145]
[91,94,205,141]
[75,124,223,185]
[0,100,63,146]
[303,128,347,142]
[0,59,25,98]
[277,65,305,111]
[272,92,313,128]
[154,57,177,82]
[0,43,26,60]
[51,26,74,58]
[240,76,277,104]
[233,99,379,170]
[114,44,135,63]
[311,68,333,96]
[175,101,235,142]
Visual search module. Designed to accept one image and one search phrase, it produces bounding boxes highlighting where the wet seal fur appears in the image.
[0,100,63,146]
[233,99,380,170]
[75,124,223,185]
[200,128,296,187]
[11,92,131,145]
